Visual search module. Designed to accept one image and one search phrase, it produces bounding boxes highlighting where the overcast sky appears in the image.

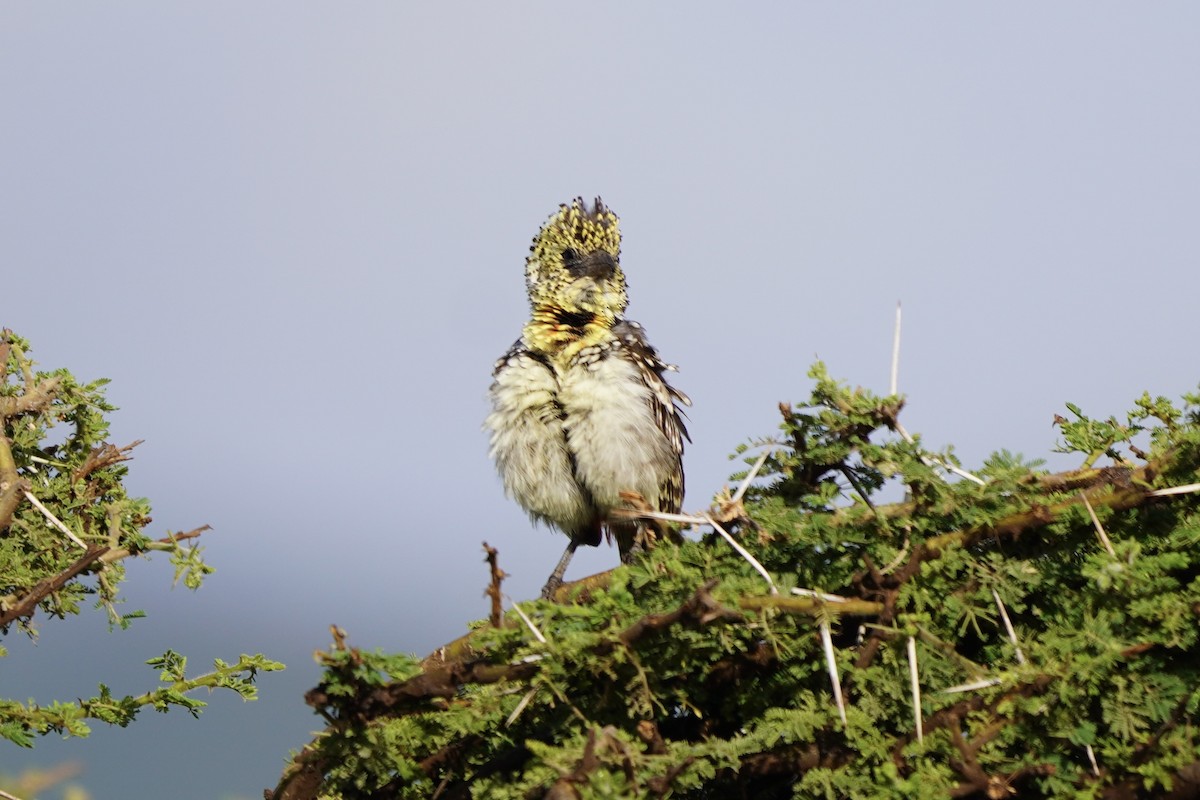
[2,5,1198,798]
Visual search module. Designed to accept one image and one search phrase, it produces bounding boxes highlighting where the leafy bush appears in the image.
[273,364,1199,800]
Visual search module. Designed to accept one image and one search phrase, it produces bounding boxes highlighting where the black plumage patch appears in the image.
[554,309,595,331]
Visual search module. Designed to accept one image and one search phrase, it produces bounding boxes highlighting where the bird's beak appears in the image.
[574,251,617,281]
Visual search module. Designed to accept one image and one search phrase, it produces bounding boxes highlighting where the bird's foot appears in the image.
[634,521,659,554]
[540,574,564,600]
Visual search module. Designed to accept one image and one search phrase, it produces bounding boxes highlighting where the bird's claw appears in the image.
[540,574,563,600]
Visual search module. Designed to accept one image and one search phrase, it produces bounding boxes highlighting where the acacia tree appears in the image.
[272,365,1200,800]
[0,330,281,755]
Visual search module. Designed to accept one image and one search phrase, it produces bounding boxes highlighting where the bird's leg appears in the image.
[541,538,580,599]
[614,492,658,562]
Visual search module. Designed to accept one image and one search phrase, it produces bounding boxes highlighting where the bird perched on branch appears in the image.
[485,197,690,598]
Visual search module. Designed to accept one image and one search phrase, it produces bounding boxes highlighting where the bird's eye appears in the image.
[561,248,580,266]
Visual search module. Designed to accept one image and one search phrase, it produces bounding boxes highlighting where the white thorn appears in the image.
[893,421,986,486]
[1148,482,1200,497]
[907,636,923,743]
[1085,743,1100,776]
[1080,493,1116,557]
[731,448,772,505]
[820,620,848,726]
[992,588,1026,665]
[705,514,777,595]
[505,688,539,727]
[890,301,902,397]
[791,587,849,603]
[23,490,87,549]
[939,677,1002,694]
[507,597,547,643]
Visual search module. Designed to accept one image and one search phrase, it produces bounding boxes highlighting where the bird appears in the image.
[485,197,690,598]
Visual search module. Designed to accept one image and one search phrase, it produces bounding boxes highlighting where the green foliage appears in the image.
[0,330,283,746]
[274,363,1200,800]
[0,652,284,742]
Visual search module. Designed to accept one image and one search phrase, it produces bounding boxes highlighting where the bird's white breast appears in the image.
[558,353,676,512]
[485,352,594,535]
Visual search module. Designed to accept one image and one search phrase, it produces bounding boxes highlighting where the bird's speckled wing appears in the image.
[612,319,690,513]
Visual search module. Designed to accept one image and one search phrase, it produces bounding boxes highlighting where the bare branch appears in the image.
[482,542,505,628]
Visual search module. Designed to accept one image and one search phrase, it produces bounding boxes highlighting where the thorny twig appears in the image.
[97,525,210,563]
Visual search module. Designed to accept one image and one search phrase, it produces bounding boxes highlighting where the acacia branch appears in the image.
[425,568,621,667]
[924,484,1151,558]
[739,594,884,617]
[355,659,541,719]
[97,525,210,564]
[0,430,23,532]
[0,527,210,626]
[72,440,143,484]
[0,375,63,420]
[617,579,742,646]
[0,545,110,628]
[318,581,744,725]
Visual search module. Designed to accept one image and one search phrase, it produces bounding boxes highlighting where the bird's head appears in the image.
[524,197,627,331]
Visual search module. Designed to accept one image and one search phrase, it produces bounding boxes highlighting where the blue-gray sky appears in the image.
[2,5,1198,798]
